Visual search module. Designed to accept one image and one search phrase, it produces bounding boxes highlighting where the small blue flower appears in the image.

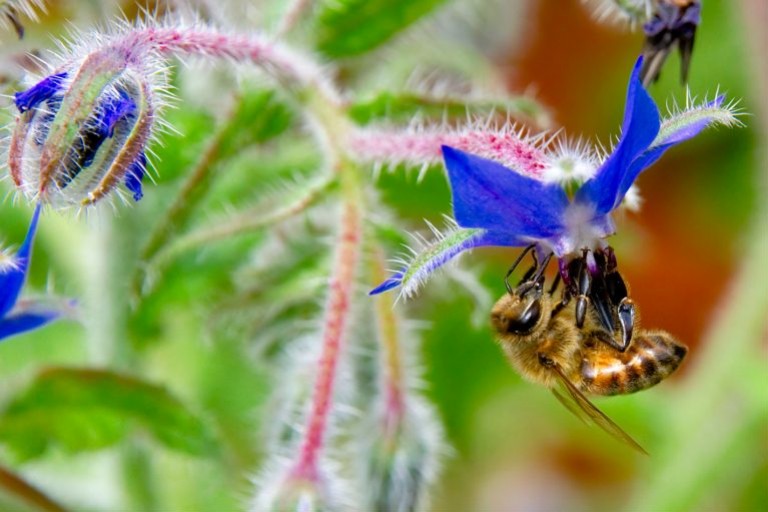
[371,56,739,297]
[13,72,68,113]
[0,204,64,341]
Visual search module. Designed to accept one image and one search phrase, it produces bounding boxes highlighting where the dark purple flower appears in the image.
[641,0,701,86]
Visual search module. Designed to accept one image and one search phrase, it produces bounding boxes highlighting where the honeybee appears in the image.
[491,277,687,454]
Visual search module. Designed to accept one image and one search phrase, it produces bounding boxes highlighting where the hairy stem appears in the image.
[348,127,547,177]
[292,192,362,479]
[117,26,341,105]
[131,98,239,299]
[140,126,224,260]
[149,175,334,270]
[372,246,406,430]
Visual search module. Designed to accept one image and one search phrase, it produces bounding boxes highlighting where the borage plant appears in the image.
[0,1,741,511]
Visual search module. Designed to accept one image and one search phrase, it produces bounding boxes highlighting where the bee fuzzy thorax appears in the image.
[491,293,582,389]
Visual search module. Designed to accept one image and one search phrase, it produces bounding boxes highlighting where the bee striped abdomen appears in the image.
[580,331,687,396]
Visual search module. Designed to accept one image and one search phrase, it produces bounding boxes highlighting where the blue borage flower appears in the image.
[371,57,740,298]
[0,204,64,340]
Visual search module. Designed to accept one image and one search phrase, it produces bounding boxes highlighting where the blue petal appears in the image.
[442,146,569,238]
[0,204,42,318]
[0,309,60,341]
[575,57,661,215]
[125,153,147,202]
[656,96,726,147]
[14,72,67,113]
[369,271,404,295]
[369,229,526,296]
[96,89,137,139]
[615,97,729,200]
[79,89,138,169]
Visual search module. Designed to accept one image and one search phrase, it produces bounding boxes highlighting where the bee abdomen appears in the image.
[580,331,687,396]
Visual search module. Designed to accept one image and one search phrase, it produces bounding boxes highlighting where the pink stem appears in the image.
[292,199,362,480]
[115,27,341,104]
[348,128,548,178]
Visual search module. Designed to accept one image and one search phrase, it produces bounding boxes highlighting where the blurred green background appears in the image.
[0,0,765,511]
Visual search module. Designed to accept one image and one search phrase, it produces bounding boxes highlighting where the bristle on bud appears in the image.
[8,46,163,208]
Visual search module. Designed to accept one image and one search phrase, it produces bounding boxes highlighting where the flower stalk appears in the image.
[348,126,548,178]
[126,27,341,105]
[291,191,362,481]
[372,247,406,431]
[148,176,334,272]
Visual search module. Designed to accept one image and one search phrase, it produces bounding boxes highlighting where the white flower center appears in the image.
[556,202,609,256]
[541,140,598,185]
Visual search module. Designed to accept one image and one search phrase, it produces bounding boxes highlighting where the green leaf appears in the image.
[0,368,217,461]
[217,88,294,158]
[314,0,448,58]
[348,91,551,128]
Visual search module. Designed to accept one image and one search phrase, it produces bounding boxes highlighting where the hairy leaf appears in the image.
[0,368,217,461]
[218,89,294,158]
[314,0,448,58]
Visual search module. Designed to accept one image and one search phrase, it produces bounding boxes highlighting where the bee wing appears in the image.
[551,388,589,425]
[550,363,648,455]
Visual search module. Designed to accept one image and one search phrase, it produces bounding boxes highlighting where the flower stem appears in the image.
[148,175,334,271]
[119,27,341,105]
[291,193,362,479]
[348,127,547,177]
[141,121,229,252]
[371,246,406,430]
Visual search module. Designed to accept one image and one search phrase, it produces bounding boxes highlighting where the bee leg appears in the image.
[518,261,538,287]
[537,353,555,368]
[677,2,700,84]
[617,298,635,351]
[511,251,552,297]
[574,255,591,328]
[531,251,553,283]
[591,329,626,352]
[603,247,635,346]
[547,272,561,296]
[504,244,536,294]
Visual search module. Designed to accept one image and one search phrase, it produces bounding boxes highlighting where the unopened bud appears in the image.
[9,49,158,207]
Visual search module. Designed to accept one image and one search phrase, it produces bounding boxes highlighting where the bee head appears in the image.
[491,276,547,336]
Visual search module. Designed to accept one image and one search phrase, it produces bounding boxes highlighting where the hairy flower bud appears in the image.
[364,403,443,512]
[8,47,161,207]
